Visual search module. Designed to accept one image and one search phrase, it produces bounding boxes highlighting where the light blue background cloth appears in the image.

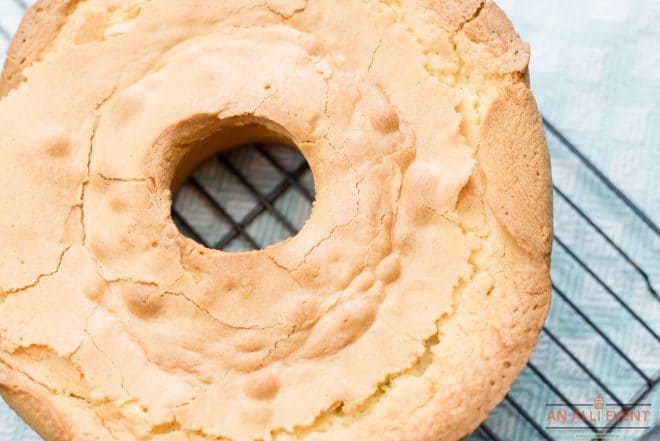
[0,1,658,440]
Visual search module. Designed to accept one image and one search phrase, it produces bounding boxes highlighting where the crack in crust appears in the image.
[0,246,71,299]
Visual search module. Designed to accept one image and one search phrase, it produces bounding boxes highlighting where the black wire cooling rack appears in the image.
[1,1,659,439]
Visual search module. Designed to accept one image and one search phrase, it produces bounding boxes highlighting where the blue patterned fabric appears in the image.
[0,1,658,440]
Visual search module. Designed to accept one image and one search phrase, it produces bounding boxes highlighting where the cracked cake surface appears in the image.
[0,0,552,440]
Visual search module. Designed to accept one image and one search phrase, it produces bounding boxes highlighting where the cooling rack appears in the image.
[1,1,658,440]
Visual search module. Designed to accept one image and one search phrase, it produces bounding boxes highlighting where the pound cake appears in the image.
[0,1,552,440]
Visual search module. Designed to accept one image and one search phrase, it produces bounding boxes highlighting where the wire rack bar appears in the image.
[552,284,650,382]
[543,118,660,236]
[171,209,213,248]
[478,425,503,441]
[217,155,299,234]
[256,145,315,202]
[554,186,657,299]
[189,177,262,249]
[639,426,660,441]
[527,363,599,432]
[554,237,659,341]
[213,160,311,249]
[505,395,555,440]
[541,327,625,407]
[600,372,660,436]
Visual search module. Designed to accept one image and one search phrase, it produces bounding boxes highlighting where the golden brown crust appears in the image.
[455,1,531,78]
[0,0,79,97]
[454,0,552,262]
[0,361,70,441]
[480,83,553,262]
[0,1,552,440]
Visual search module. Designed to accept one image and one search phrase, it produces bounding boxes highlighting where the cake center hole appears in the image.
[172,143,315,252]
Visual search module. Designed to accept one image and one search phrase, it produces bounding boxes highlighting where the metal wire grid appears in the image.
[1,2,659,440]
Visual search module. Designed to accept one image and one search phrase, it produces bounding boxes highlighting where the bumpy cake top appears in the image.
[0,1,552,440]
